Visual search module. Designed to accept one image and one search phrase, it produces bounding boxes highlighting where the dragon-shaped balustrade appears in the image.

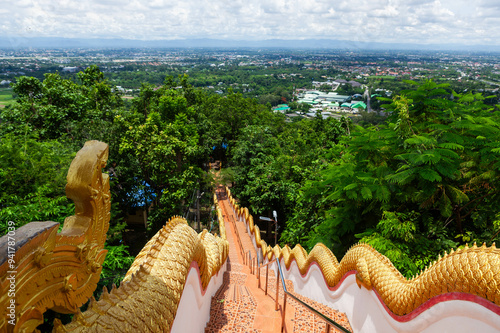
[225,187,500,332]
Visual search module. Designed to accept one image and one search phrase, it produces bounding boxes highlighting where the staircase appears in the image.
[205,268,260,332]
[205,188,352,333]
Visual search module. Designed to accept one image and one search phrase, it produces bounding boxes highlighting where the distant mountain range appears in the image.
[1,37,500,52]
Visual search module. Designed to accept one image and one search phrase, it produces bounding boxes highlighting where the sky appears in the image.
[1,0,500,46]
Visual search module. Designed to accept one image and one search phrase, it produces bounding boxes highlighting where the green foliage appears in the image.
[0,135,75,234]
[0,186,74,235]
[118,78,206,232]
[99,244,135,288]
[2,67,122,141]
[357,211,417,276]
[288,79,500,277]
[230,115,348,245]
[4,67,500,289]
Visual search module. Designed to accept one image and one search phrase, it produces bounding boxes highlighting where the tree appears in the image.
[200,89,279,163]
[290,80,500,277]
[231,116,348,244]
[319,84,332,92]
[0,135,75,235]
[118,86,203,233]
[2,66,121,141]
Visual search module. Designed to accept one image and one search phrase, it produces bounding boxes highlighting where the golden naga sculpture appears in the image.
[0,141,229,332]
[0,141,110,332]
[55,216,228,332]
[226,187,500,317]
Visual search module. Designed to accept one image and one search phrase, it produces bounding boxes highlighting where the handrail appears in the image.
[231,215,246,264]
[261,257,351,333]
[233,218,243,260]
[219,188,246,264]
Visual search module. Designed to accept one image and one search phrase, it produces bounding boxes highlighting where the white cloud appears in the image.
[478,0,500,8]
[0,0,497,45]
[370,5,400,18]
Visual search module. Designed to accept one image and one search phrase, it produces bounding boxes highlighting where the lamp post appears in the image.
[259,210,278,246]
[196,190,204,232]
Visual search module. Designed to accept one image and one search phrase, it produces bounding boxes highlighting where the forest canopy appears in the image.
[2,66,500,285]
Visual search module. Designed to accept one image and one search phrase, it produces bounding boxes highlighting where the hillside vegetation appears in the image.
[1,67,500,284]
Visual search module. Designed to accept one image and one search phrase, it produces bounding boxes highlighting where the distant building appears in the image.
[312,81,339,89]
[297,91,349,105]
[333,79,362,88]
[273,104,291,113]
[62,66,79,73]
[351,101,367,110]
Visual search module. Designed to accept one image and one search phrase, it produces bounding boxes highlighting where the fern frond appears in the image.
[444,185,469,204]
[438,142,464,150]
[418,168,442,182]
[386,168,416,185]
[375,185,391,203]
[361,186,373,200]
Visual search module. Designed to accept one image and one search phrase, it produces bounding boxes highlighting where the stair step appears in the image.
[207,187,352,332]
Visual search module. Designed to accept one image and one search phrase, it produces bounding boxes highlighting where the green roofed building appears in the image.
[273,104,291,113]
[351,101,367,109]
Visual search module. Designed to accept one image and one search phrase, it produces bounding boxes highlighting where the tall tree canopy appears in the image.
[279,80,500,276]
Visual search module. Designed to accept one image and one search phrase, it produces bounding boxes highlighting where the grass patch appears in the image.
[0,88,15,107]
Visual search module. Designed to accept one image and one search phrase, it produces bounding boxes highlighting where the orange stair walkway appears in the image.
[205,187,352,333]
